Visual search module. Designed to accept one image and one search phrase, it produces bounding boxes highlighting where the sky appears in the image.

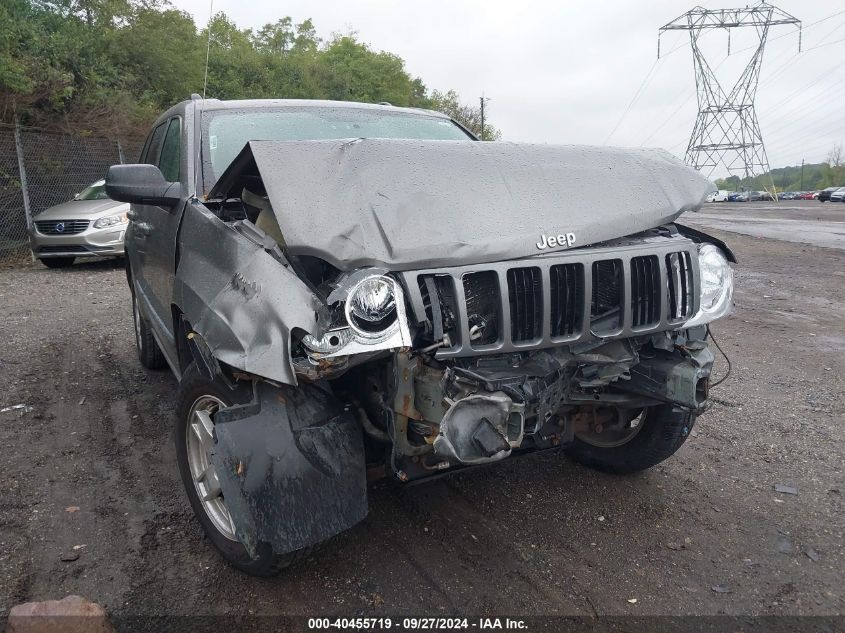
[168,0,845,180]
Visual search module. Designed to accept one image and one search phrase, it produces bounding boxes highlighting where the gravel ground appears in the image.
[0,205,842,620]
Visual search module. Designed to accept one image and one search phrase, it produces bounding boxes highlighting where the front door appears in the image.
[129,116,186,356]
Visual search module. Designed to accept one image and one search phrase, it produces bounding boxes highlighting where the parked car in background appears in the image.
[818,187,840,202]
[728,191,745,202]
[798,191,815,200]
[28,179,128,268]
[745,191,762,202]
[758,191,772,201]
[830,187,845,202]
[707,190,730,202]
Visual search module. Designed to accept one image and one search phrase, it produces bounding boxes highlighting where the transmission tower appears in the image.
[659,4,801,185]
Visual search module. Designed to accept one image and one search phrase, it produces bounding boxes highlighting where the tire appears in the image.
[564,405,696,475]
[131,291,167,370]
[41,257,75,268]
[175,362,309,577]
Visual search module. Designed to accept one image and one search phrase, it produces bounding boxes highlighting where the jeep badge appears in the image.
[536,232,576,250]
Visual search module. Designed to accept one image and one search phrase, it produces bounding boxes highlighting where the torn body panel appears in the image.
[211,381,367,558]
[174,202,326,385]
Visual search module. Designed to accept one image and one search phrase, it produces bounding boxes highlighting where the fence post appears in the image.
[13,116,34,234]
[13,116,35,261]
[117,138,125,164]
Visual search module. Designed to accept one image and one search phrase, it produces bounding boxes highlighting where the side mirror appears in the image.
[105,164,182,208]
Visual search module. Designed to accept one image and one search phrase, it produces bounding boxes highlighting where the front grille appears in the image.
[35,219,89,235]
[403,238,699,358]
[39,245,88,253]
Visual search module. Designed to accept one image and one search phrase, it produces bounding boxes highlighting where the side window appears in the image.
[143,122,168,165]
[158,118,181,182]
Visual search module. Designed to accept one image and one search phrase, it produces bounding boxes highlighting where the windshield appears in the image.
[74,180,109,201]
[203,106,472,182]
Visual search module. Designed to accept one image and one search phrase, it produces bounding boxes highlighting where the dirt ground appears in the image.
[0,203,843,620]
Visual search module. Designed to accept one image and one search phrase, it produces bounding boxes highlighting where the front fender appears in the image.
[211,381,368,558]
[173,203,324,385]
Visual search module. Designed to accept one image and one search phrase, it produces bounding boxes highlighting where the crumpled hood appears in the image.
[212,139,713,271]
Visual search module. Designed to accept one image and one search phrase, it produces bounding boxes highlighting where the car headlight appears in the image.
[345,276,397,335]
[301,270,412,359]
[685,243,733,327]
[93,212,128,229]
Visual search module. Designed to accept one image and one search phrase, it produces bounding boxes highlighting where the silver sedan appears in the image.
[29,179,128,268]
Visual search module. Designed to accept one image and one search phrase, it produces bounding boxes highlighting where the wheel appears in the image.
[41,257,75,268]
[175,362,309,576]
[564,404,696,475]
[131,291,167,369]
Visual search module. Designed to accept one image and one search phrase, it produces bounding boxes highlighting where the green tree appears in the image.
[317,36,428,106]
[2,2,504,141]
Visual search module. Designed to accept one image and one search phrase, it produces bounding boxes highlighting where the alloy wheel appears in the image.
[185,395,238,541]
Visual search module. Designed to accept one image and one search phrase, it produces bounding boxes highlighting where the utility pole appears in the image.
[800,159,804,190]
[479,95,486,141]
[659,4,801,194]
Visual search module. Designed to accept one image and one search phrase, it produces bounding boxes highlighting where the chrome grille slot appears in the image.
[631,255,661,328]
[549,263,583,339]
[418,274,460,343]
[590,259,623,335]
[462,271,501,347]
[507,267,542,343]
[666,251,694,321]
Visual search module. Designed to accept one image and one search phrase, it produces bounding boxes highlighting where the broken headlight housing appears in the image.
[685,243,733,328]
[302,270,412,359]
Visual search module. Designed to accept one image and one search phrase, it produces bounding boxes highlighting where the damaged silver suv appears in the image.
[106,96,735,576]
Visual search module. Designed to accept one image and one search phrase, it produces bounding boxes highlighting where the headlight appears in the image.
[93,212,128,229]
[685,243,733,327]
[302,270,412,360]
[345,276,397,335]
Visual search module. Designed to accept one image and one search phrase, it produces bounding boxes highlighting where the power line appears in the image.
[603,58,660,145]
[640,51,736,146]
[758,53,845,117]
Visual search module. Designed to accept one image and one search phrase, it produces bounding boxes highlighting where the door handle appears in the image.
[126,209,137,221]
[135,222,152,237]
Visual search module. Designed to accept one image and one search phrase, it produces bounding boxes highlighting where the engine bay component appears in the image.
[433,392,525,465]
[616,344,714,411]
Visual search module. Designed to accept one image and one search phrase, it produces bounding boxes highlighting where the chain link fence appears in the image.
[0,121,143,264]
